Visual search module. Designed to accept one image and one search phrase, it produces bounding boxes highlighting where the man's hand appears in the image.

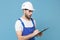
[36,32,42,36]
[33,29,40,36]
[33,29,43,37]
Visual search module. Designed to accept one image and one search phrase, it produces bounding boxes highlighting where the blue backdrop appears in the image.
[0,0,60,40]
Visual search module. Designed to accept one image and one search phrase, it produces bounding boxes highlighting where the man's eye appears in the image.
[29,10,33,12]
[24,9,28,10]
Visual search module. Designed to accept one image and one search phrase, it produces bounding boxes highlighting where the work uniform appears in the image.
[15,17,36,40]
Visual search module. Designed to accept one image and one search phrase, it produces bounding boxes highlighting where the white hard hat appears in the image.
[21,1,35,11]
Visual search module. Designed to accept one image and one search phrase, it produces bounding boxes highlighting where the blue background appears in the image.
[0,0,60,40]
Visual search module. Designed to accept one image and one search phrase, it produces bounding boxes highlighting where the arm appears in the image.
[16,29,40,40]
[15,20,41,40]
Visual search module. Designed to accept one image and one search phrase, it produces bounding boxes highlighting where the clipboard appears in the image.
[35,28,48,36]
[40,28,48,32]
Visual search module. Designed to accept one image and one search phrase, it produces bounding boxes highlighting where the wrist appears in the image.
[32,32,38,37]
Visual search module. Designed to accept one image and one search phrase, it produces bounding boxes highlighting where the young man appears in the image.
[15,1,42,40]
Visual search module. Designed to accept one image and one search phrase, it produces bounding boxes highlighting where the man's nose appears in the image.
[30,13,32,15]
[31,13,32,14]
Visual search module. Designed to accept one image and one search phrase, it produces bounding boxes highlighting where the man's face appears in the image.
[24,9,33,19]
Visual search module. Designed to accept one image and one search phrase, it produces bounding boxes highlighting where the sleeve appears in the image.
[15,20,23,32]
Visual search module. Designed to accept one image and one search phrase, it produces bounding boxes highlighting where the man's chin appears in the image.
[29,16,31,18]
[28,17,31,19]
[26,16,31,19]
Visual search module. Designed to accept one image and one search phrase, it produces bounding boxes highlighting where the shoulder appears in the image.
[15,18,23,31]
[31,18,36,23]
[15,17,22,28]
[15,20,20,23]
[31,18,36,26]
[15,20,21,28]
[15,17,22,24]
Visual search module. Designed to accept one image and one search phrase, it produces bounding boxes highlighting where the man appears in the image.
[15,1,42,40]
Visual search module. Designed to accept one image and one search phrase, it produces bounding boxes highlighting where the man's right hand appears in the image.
[33,29,40,36]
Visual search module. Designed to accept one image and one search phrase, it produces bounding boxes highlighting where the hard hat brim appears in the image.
[21,8,35,11]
